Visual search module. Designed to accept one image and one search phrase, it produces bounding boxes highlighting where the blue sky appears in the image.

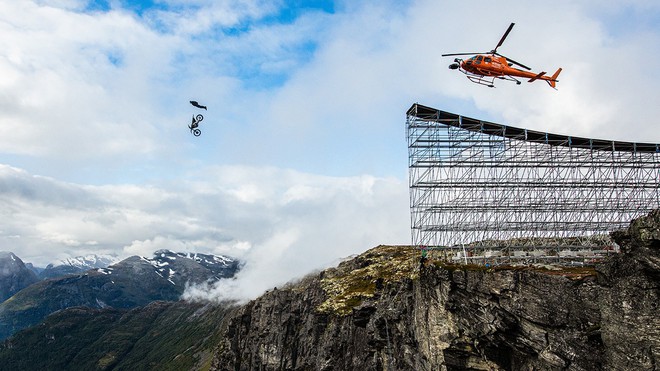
[1,0,660,300]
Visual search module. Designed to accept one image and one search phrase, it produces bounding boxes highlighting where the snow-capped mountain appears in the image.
[57,254,120,270]
[39,254,120,279]
[144,250,240,285]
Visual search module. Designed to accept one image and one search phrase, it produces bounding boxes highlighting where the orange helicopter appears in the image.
[443,23,562,88]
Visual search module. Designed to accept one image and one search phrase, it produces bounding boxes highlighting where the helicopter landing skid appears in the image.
[466,74,496,88]
[458,68,497,87]
[460,69,522,87]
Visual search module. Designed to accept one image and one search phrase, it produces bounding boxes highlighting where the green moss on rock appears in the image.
[317,245,419,315]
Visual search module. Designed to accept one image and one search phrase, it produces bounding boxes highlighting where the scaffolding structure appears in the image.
[407,103,660,265]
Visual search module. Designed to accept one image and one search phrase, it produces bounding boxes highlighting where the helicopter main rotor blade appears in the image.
[495,52,531,70]
[441,52,483,57]
[493,22,515,53]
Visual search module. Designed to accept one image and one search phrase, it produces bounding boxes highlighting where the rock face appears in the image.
[211,211,660,370]
[599,210,660,370]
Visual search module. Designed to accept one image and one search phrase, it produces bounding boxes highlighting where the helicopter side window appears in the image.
[475,55,483,64]
[484,57,492,63]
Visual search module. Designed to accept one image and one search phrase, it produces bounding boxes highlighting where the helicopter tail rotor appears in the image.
[547,68,562,89]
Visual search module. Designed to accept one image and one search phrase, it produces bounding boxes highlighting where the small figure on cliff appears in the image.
[419,246,428,268]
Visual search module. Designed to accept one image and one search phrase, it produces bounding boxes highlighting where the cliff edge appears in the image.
[211,211,660,371]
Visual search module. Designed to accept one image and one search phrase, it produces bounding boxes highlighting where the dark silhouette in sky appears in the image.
[190,101,207,110]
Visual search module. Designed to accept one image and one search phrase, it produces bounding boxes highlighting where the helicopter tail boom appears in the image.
[528,71,546,83]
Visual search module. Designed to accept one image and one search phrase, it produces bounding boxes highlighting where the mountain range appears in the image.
[0,250,240,340]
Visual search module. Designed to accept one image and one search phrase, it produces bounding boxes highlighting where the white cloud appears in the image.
[3,0,658,180]
[141,0,281,36]
[0,2,173,160]
[0,164,410,286]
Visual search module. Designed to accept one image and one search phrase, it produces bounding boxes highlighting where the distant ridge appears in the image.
[39,254,120,279]
[0,250,240,340]
[0,252,39,302]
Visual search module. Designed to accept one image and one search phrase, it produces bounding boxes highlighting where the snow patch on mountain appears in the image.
[52,254,120,270]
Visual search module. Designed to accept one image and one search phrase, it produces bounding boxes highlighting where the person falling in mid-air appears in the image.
[190,100,207,110]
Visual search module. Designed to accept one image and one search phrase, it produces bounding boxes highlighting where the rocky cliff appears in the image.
[210,211,660,371]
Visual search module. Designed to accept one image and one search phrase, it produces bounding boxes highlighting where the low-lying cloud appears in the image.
[0,163,410,299]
